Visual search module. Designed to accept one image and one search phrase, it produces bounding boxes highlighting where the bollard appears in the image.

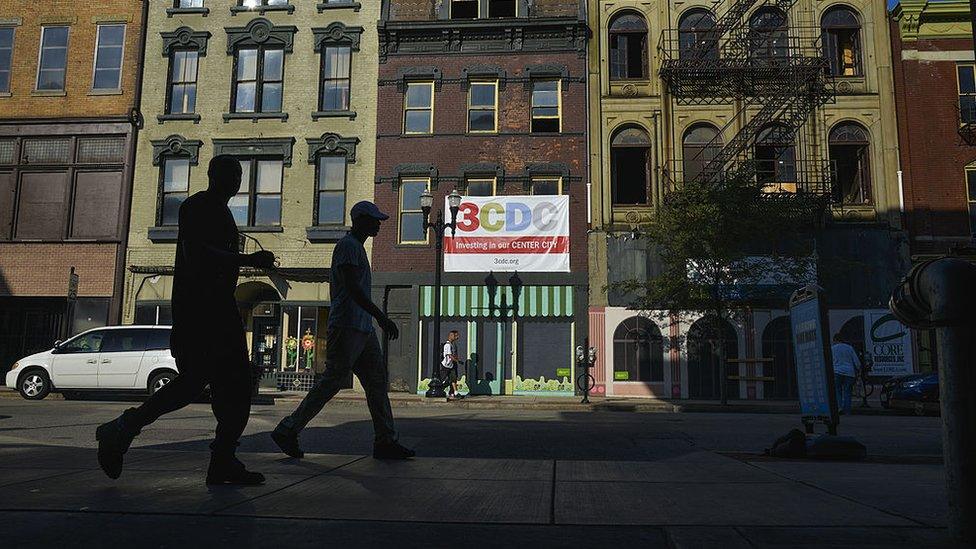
[890,256,976,543]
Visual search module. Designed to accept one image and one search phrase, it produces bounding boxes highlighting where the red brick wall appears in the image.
[373,52,588,274]
[0,243,118,297]
[891,20,976,256]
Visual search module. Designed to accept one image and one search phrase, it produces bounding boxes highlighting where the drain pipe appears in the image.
[890,255,976,543]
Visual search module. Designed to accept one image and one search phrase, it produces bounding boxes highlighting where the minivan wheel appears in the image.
[149,371,175,395]
[19,370,51,400]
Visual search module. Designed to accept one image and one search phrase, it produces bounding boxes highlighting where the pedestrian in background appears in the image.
[831,333,861,415]
[442,330,461,399]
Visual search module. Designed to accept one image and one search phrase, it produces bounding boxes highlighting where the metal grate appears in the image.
[21,138,71,165]
[0,140,15,165]
[275,371,318,392]
[77,136,126,164]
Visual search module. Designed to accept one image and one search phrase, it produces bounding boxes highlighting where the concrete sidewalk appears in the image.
[0,444,957,548]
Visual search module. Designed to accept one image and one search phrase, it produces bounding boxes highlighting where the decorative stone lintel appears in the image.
[395,66,442,91]
[225,18,297,54]
[386,163,438,190]
[307,133,359,163]
[462,65,507,90]
[151,134,203,166]
[312,22,363,52]
[458,162,505,188]
[212,137,295,166]
[161,27,211,56]
[524,162,570,191]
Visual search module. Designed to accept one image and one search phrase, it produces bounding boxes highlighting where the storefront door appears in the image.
[468,321,510,395]
[251,305,280,372]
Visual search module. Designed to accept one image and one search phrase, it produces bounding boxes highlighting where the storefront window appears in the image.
[135,302,173,325]
[283,305,327,372]
[71,298,110,336]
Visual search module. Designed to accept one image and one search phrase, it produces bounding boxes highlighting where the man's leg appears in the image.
[352,333,410,457]
[275,329,361,439]
[205,342,264,485]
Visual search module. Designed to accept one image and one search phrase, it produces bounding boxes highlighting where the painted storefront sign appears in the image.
[444,195,570,272]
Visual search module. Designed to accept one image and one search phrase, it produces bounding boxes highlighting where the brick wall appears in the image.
[372,51,589,274]
[0,0,142,118]
[0,242,117,297]
[388,0,581,20]
[891,20,976,256]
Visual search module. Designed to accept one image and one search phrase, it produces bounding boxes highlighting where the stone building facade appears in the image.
[585,0,910,400]
[373,0,590,395]
[122,0,380,388]
[0,0,145,376]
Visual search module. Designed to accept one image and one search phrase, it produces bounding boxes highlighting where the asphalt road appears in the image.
[0,396,943,461]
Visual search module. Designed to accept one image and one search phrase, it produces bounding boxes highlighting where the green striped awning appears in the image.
[420,285,574,318]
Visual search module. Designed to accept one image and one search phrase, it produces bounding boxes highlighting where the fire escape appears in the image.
[659,0,836,207]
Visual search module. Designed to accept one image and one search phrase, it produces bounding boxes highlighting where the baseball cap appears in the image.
[350,200,389,221]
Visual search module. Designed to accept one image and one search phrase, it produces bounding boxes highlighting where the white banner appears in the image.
[444,195,570,272]
[864,311,914,377]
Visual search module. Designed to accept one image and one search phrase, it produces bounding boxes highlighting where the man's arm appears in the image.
[180,203,275,270]
[338,263,399,340]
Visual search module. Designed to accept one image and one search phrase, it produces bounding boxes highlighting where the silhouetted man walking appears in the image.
[271,201,414,460]
[96,155,277,485]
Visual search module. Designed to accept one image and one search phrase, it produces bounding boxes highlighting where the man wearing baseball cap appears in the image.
[272,201,414,460]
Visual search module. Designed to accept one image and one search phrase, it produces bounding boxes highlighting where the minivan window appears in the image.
[58,331,105,354]
[101,329,148,353]
[145,328,172,351]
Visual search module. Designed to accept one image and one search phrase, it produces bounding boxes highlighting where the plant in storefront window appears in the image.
[286,337,299,368]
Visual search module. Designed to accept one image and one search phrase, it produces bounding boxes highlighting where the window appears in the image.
[531,177,561,195]
[232,47,284,113]
[92,24,125,90]
[398,178,429,244]
[609,13,648,80]
[0,27,14,93]
[404,82,434,134]
[320,46,351,111]
[613,317,664,382]
[160,158,190,226]
[231,158,283,226]
[682,123,722,183]
[36,26,69,91]
[531,80,560,133]
[822,6,861,77]
[71,171,122,239]
[610,126,651,205]
[167,50,199,114]
[488,0,516,17]
[241,0,289,7]
[178,0,204,7]
[316,155,346,225]
[465,178,495,196]
[967,169,976,236]
[958,65,976,124]
[451,0,478,19]
[135,303,173,326]
[15,172,69,239]
[468,81,497,133]
[829,122,872,205]
[59,330,105,354]
[749,8,788,64]
[678,9,718,60]
[145,328,172,350]
[102,329,148,353]
[755,123,796,192]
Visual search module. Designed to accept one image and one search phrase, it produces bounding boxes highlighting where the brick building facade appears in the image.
[374,0,590,395]
[0,0,145,376]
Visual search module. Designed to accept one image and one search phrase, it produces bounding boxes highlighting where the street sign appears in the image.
[789,285,839,434]
[67,267,79,302]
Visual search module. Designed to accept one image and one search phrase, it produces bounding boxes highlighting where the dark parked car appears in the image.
[880,372,939,416]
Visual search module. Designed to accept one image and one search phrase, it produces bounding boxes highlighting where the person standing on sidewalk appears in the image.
[442,330,461,399]
[271,201,415,460]
[831,333,861,415]
[96,155,277,485]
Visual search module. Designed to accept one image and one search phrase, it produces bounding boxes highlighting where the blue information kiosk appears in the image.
[789,285,840,436]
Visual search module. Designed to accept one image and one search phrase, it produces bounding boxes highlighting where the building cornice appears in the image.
[891,0,972,42]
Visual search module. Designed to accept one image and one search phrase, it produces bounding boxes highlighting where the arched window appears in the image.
[687,315,739,400]
[761,316,797,400]
[829,122,872,204]
[610,126,651,205]
[613,317,664,382]
[755,123,796,192]
[609,13,648,80]
[822,6,862,77]
[748,7,788,63]
[678,9,718,60]
[682,123,722,182]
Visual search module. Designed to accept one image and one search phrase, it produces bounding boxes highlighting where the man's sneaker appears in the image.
[95,412,139,480]
[373,440,415,460]
[271,428,304,459]
[206,455,265,486]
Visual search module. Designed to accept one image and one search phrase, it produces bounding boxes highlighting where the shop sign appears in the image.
[444,195,570,272]
[864,311,913,376]
[614,371,629,381]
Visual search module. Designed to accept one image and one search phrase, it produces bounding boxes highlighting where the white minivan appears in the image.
[5,326,178,400]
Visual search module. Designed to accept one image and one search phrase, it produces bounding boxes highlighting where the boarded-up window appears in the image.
[0,139,15,165]
[21,138,71,165]
[0,171,14,238]
[71,171,122,239]
[77,137,125,164]
[15,172,67,239]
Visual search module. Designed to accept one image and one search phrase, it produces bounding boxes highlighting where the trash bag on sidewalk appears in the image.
[766,428,807,458]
